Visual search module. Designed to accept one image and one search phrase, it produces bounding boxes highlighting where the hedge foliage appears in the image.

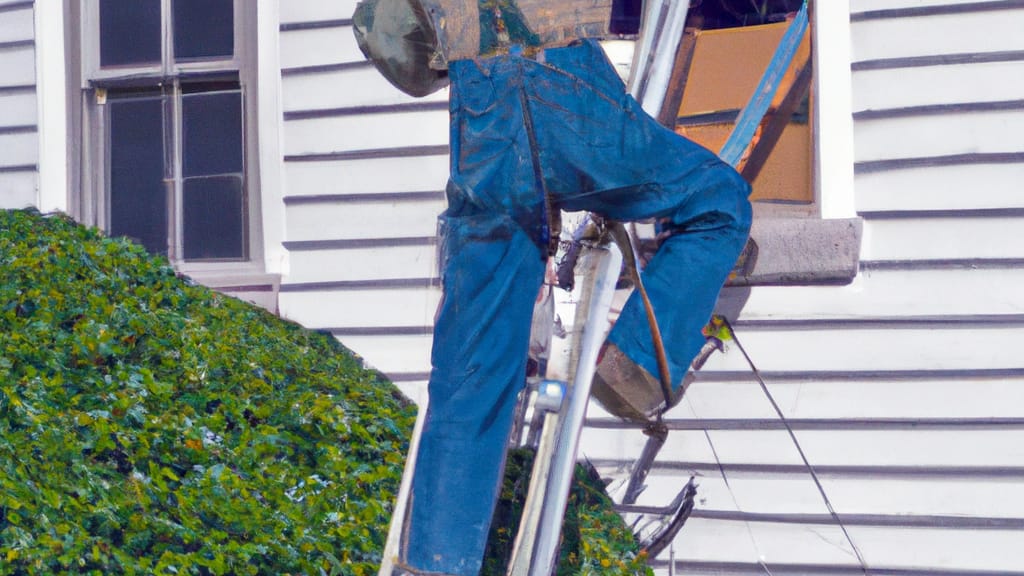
[0,209,650,575]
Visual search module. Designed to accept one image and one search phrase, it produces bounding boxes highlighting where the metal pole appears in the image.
[529,241,623,575]
[628,0,691,116]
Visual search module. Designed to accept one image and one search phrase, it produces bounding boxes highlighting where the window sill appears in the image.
[728,203,863,286]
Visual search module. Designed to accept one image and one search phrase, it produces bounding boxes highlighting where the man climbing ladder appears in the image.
[354,1,751,573]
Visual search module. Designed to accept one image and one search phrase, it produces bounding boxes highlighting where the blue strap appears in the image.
[719,1,809,168]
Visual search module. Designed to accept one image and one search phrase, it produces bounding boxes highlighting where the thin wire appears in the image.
[684,395,775,576]
[722,318,872,575]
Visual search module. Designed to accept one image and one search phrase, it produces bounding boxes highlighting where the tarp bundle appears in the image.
[352,0,453,97]
[353,0,613,97]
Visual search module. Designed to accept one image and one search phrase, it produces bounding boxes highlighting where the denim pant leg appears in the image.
[403,55,547,575]
[524,40,752,387]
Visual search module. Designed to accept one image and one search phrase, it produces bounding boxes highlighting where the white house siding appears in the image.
[575,1,1024,574]
[0,0,37,210]
[274,0,447,398]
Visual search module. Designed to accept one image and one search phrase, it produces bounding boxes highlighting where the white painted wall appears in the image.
[0,0,38,210]
[34,0,67,213]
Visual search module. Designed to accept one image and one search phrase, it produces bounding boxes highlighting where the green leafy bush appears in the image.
[0,209,650,575]
[484,449,652,576]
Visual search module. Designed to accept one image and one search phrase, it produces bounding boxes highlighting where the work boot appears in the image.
[591,343,669,423]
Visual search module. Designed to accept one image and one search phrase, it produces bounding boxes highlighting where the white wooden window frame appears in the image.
[723,0,862,285]
[77,0,266,278]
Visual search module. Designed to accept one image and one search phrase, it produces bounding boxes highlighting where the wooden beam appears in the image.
[741,60,813,182]
[656,28,699,128]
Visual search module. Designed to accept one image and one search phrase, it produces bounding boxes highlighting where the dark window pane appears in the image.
[609,0,642,35]
[108,97,167,255]
[182,89,243,177]
[174,0,234,61]
[100,0,161,67]
[183,175,246,260]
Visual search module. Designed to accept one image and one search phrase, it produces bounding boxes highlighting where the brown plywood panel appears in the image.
[679,23,789,114]
[677,122,811,202]
[675,21,813,203]
[749,123,811,202]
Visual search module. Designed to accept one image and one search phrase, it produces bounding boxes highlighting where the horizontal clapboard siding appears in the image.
[853,108,1024,164]
[279,0,356,25]
[0,40,35,89]
[276,1,446,381]
[284,197,446,242]
[855,162,1024,212]
[850,5,1024,62]
[284,154,449,197]
[722,267,1024,321]
[282,65,449,111]
[652,521,1024,574]
[859,212,1024,261]
[0,169,36,210]
[0,2,33,44]
[282,110,449,157]
[636,3,1024,574]
[852,61,1024,111]
[0,88,36,127]
[0,0,36,209]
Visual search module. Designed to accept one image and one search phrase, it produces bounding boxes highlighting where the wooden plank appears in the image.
[332,333,433,367]
[850,9,1024,63]
[587,376,1024,421]
[657,29,698,128]
[0,131,37,167]
[579,427,1024,469]
[329,333,434,375]
[861,216,1024,261]
[285,244,439,283]
[852,0,1010,12]
[0,2,32,43]
[679,23,789,115]
[278,286,441,330]
[740,61,813,183]
[853,109,1024,163]
[855,162,1024,212]
[852,61,1024,111]
[284,197,446,242]
[697,324,1023,372]
[0,91,35,128]
[280,0,357,25]
[284,154,449,196]
[721,267,1024,320]
[0,171,36,209]
[282,67,448,112]
[0,43,35,87]
[279,25,362,70]
[666,520,1024,572]
[852,0,1024,20]
[282,110,449,156]
[621,472,1024,520]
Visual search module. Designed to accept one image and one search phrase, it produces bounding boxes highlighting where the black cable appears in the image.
[722,317,872,576]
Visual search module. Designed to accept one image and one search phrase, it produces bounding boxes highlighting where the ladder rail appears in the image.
[508,238,623,576]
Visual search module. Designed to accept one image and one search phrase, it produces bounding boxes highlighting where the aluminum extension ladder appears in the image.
[378,1,810,574]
